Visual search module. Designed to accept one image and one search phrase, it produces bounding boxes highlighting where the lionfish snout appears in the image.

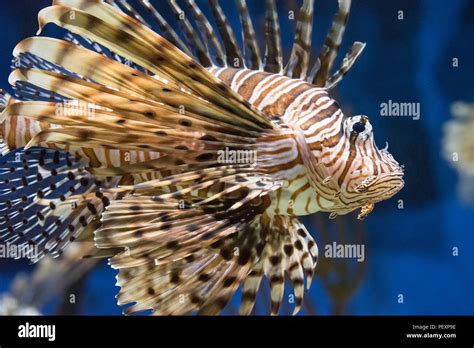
[378,145,405,198]
[359,147,405,206]
[341,169,404,220]
[366,171,404,202]
[333,115,405,217]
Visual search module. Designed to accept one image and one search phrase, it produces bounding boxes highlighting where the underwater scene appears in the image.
[0,0,472,318]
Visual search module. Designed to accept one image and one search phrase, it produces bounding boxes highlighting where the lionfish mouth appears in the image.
[356,175,404,220]
[350,167,404,220]
[329,170,404,220]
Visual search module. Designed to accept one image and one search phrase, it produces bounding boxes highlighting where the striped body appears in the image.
[209,67,404,217]
[1,66,403,216]
[209,67,330,216]
[0,67,335,215]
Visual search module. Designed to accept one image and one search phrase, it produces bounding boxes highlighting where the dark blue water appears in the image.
[0,0,472,315]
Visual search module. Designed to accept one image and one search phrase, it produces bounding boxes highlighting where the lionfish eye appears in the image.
[352,121,366,134]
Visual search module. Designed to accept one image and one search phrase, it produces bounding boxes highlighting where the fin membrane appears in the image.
[0,147,110,259]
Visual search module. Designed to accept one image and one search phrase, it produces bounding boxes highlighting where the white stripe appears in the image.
[298,97,333,125]
[230,69,249,90]
[4,118,11,147]
[283,89,326,123]
[236,70,261,92]
[16,117,25,147]
[304,108,342,139]
[257,80,307,110]
[213,67,228,79]
[248,74,283,104]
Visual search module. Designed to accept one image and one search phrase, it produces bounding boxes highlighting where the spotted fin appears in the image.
[96,188,318,315]
[0,147,111,259]
[239,217,318,315]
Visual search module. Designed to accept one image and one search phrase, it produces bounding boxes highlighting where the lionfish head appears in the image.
[320,114,405,218]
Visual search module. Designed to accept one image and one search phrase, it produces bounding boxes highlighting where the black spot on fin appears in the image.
[0,147,110,261]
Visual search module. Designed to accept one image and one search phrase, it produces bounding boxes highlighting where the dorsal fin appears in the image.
[263,0,283,73]
[185,0,226,66]
[325,41,366,89]
[284,0,315,79]
[208,0,244,68]
[312,0,352,86]
[102,0,363,87]
[236,0,262,70]
[43,1,271,128]
[167,0,212,67]
[135,0,192,56]
[114,0,148,25]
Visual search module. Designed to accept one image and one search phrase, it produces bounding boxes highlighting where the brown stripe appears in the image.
[309,128,343,151]
[301,102,340,131]
[262,83,313,117]
[82,147,102,168]
[7,116,17,148]
[264,154,302,174]
[252,76,289,107]
[217,68,240,86]
[237,71,267,100]
[287,182,311,214]
[338,142,357,186]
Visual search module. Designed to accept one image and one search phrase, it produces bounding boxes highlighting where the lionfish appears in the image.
[0,0,404,315]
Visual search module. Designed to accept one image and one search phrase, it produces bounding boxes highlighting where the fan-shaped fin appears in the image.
[96,190,317,315]
[40,2,272,129]
[0,147,112,259]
